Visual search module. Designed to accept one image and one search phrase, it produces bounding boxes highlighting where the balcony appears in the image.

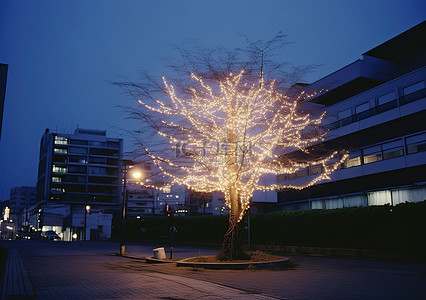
[327,88,425,130]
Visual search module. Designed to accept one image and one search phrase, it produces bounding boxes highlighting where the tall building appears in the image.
[0,63,8,141]
[37,127,123,206]
[33,127,123,240]
[278,21,426,210]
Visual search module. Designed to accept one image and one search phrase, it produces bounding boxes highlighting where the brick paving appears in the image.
[1,240,426,299]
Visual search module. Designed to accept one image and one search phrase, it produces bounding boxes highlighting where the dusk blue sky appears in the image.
[0,0,425,200]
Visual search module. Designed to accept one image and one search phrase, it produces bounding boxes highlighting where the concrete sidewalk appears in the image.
[1,241,276,299]
[2,240,426,299]
[1,245,35,300]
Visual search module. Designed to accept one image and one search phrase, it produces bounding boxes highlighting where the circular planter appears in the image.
[176,257,290,270]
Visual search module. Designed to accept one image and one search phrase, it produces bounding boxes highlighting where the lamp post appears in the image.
[84,204,90,241]
[118,160,142,256]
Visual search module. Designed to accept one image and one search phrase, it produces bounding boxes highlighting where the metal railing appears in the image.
[327,88,425,130]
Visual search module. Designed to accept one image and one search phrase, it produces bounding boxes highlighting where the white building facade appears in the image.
[278,21,426,210]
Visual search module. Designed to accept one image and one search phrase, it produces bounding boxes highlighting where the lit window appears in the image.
[52,177,62,182]
[175,195,179,198]
[54,136,68,145]
[161,187,171,193]
[52,165,67,173]
[363,146,382,164]
[54,148,68,154]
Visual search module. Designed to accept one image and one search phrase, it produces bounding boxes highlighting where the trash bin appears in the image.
[153,247,166,259]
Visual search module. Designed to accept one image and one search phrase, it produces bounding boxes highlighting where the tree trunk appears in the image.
[216,187,249,260]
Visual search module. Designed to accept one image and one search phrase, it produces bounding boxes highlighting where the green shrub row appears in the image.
[125,201,426,254]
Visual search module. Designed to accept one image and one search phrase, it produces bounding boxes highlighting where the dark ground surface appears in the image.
[1,240,426,299]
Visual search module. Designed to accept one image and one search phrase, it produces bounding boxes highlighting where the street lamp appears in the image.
[118,160,142,256]
[84,204,91,241]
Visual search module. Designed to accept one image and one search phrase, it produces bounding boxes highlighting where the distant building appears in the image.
[153,185,186,215]
[9,186,36,234]
[278,21,426,210]
[127,182,155,218]
[32,127,123,240]
[10,186,37,214]
[0,63,8,141]
[186,191,229,216]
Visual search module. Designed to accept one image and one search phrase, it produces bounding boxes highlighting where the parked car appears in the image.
[43,230,61,241]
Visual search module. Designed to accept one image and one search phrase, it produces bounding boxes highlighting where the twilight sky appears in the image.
[0,0,425,200]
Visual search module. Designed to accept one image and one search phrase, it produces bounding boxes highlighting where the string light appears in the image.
[137,70,348,223]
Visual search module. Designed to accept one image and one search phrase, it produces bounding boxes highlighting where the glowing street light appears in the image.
[131,170,142,180]
[118,160,143,256]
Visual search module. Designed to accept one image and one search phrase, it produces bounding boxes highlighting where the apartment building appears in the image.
[33,127,123,240]
[278,21,426,210]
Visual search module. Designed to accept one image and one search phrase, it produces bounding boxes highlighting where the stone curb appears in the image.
[176,257,290,270]
[145,256,178,264]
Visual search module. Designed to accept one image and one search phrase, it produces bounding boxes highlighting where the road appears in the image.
[1,240,426,299]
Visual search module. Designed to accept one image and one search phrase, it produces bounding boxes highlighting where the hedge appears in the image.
[124,201,426,255]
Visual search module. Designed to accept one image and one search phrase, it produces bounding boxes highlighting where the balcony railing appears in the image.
[327,88,425,130]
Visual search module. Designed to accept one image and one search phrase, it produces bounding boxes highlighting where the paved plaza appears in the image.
[1,240,426,299]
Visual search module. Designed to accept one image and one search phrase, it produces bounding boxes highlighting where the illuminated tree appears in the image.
[119,37,348,260]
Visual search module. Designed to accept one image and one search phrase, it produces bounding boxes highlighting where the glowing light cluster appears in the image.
[137,70,348,222]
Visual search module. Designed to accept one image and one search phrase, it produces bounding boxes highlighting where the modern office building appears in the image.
[277,21,426,210]
[33,127,123,240]
[0,63,8,141]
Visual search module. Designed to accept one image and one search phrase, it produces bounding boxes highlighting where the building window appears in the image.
[52,165,67,173]
[337,108,352,126]
[54,148,67,154]
[337,108,351,120]
[382,140,404,160]
[343,151,362,168]
[69,147,87,154]
[355,102,369,114]
[54,136,68,145]
[68,165,87,174]
[406,132,426,154]
[377,92,396,105]
[51,187,65,192]
[161,187,171,193]
[69,155,87,164]
[107,141,120,148]
[363,146,382,164]
[89,167,107,175]
[52,177,62,182]
[403,81,425,95]
[70,139,88,146]
[89,141,106,147]
[90,157,106,164]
